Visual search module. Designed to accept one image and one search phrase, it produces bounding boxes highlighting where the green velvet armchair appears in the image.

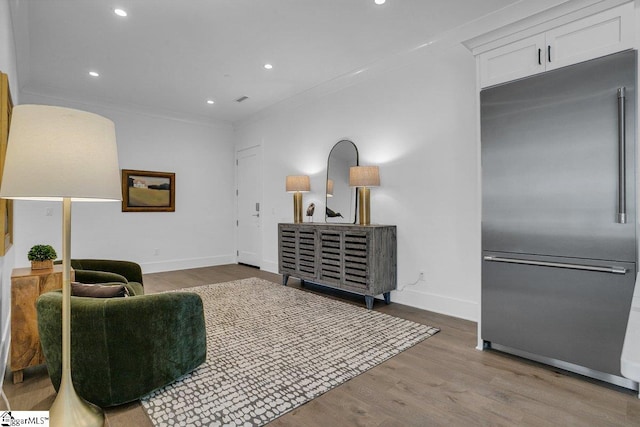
[37,259,207,407]
[56,258,145,295]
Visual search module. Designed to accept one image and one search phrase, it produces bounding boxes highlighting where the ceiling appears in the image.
[9,0,527,124]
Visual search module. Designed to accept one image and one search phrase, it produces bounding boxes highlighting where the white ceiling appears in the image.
[9,0,526,124]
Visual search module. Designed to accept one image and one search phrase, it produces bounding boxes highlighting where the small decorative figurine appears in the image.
[306,203,315,222]
[326,207,343,218]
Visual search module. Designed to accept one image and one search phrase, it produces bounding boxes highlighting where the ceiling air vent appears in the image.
[235,96,249,103]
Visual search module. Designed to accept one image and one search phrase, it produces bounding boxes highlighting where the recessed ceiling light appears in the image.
[114,8,127,17]
[264,64,273,70]
[375,0,386,4]
[206,100,215,105]
[89,71,100,77]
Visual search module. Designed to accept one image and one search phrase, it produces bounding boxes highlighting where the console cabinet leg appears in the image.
[365,295,374,310]
[13,370,23,384]
[282,274,289,286]
[383,292,391,304]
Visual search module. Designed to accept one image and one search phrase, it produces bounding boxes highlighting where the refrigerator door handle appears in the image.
[618,87,627,224]
[483,256,627,274]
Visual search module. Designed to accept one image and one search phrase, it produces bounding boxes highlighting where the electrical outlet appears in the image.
[45,207,53,217]
[419,271,425,281]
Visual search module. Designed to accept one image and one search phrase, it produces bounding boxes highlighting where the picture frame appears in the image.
[121,169,175,212]
[0,72,14,255]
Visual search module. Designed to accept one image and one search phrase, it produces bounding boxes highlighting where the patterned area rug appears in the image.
[141,277,439,426]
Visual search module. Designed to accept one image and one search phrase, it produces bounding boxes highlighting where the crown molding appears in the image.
[19,88,233,130]
[463,0,632,55]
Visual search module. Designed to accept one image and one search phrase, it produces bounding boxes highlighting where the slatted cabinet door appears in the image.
[343,231,368,292]
[279,226,297,275]
[319,231,342,285]
[297,228,317,277]
[278,224,318,278]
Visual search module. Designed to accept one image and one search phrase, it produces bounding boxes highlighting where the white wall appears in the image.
[15,93,236,273]
[235,40,481,321]
[0,1,18,96]
[0,0,18,389]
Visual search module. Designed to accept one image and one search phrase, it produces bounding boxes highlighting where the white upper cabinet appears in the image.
[546,4,634,71]
[480,34,546,88]
[479,2,634,88]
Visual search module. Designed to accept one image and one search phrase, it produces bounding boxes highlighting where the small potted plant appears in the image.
[28,244,57,270]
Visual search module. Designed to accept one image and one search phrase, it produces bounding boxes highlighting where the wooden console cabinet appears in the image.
[10,265,73,383]
[278,223,397,309]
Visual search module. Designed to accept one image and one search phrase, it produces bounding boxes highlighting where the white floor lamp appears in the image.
[0,105,121,426]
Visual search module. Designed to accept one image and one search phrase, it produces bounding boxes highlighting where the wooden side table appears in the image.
[10,265,73,383]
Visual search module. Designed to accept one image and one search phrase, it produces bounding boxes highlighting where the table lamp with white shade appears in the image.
[285,175,310,223]
[0,104,121,426]
[349,165,380,226]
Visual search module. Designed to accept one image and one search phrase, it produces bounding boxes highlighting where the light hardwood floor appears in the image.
[3,264,640,426]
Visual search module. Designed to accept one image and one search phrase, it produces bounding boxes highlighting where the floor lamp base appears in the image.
[50,383,104,427]
[53,198,105,427]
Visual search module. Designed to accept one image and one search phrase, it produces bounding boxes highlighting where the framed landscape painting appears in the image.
[121,169,175,212]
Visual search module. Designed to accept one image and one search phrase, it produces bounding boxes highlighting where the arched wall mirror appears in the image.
[326,140,358,223]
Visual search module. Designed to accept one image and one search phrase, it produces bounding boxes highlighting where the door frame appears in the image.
[235,144,262,268]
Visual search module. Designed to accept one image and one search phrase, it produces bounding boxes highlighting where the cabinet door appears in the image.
[319,230,342,285]
[343,231,369,291]
[279,226,297,275]
[297,227,317,277]
[319,229,370,293]
[482,253,636,377]
[546,2,634,72]
[479,34,545,88]
[278,226,317,278]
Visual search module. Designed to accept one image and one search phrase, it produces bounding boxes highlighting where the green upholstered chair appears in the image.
[55,258,145,296]
[37,260,207,407]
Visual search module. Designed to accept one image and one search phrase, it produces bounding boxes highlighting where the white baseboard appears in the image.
[392,288,479,322]
[258,258,477,322]
[165,256,477,322]
[260,260,278,274]
[141,255,236,274]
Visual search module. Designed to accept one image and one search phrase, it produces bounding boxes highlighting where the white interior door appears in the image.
[236,146,261,267]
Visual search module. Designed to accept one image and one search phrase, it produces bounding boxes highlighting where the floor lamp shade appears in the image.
[0,105,121,201]
[0,104,121,427]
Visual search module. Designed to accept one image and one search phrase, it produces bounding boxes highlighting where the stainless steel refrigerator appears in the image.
[481,49,638,390]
